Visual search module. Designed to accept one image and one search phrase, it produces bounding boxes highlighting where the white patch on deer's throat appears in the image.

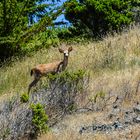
[64,50,69,56]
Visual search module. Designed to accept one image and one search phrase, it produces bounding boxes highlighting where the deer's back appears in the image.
[35,61,62,74]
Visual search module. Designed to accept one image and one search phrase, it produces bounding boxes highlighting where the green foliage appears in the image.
[20,93,29,103]
[19,29,60,55]
[47,69,86,84]
[65,0,140,37]
[30,103,49,134]
[40,70,87,96]
[89,91,106,103]
[0,128,10,139]
[57,26,91,40]
[0,0,64,61]
[67,103,77,112]
[45,70,88,114]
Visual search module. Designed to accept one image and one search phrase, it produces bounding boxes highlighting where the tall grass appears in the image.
[0,26,140,98]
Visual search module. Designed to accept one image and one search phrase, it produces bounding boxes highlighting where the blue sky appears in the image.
[53,0,70,26]
[55,0,67,22]
[40,0,69,25]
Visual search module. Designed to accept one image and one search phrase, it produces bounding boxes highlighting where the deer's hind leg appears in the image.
[28,72,41,94]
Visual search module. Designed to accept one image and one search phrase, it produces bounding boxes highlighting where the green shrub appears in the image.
[20,93,29,103]
[30,103,49,134]
[40,70,89,114]
[0,128,10,139]
[46,70,87,92]
[48,69,86,81]
[65,0,139,37]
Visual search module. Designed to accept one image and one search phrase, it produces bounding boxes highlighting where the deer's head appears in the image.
[58,47,73,57]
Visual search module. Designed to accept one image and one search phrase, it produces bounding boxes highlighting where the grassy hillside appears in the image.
[0,26,140,140]
[37,26,140,140]
[0,26,140,98]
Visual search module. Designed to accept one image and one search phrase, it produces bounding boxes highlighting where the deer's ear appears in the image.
[68,46,73,52]
[58,48,64,53]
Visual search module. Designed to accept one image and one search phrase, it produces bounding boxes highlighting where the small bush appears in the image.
[37,69,89,117]
[20,93,29,103]
[45,70,87,94]
[47,69,86,83]
[0,70,89,139]
[89,91,106,103]
[30,103,49,135]
[0,128,10,139]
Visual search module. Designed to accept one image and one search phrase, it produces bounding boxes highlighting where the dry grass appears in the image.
[38,112,140,140]
[38,112,110,140]
[0,26,140,140]
[41,125,140,140]
[39,131,110,140]
[0,26,140,99]
[38,67,140,140]
[38,26,140,140]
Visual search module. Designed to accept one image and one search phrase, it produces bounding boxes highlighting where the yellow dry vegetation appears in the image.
[0,26,140,98]
[0,26,140,140]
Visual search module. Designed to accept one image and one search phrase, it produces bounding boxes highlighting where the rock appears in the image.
[133,105,140,114]
[113,105,118,109]
[79,120,126,134]
[97,125,103,131]
[108,113,115,119]
[79,126,93,134]
[92,125,97,131]
[124,111,134,125]
[76,108,92,113]
[112,121,123,130]
[111,108,121,116]
[133,116,140,123]
[79,127,87,134]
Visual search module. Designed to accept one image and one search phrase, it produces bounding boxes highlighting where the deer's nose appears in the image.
[64,50,69,56]
[65,53,69,56]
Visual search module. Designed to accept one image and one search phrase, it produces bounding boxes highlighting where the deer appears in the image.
[28,46,73,94]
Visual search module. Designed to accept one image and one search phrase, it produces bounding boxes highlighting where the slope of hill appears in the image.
[0,26,140,140]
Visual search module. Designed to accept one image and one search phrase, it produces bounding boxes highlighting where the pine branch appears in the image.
[16,5,64,46]
[12,0,30,28]
[54,21,68,25]
[25,3,52,14]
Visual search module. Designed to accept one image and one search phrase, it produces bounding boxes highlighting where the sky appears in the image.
[53,0,70,26]
[55,0,68,22]
[38,0,70,26]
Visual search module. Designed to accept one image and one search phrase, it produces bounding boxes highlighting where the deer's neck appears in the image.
[62,55,68,71]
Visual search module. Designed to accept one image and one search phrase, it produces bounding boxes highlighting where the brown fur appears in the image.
[28,47,73,94]
[32,61,62,76]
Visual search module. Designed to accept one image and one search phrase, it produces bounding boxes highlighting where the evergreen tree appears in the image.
[64,0,140,37]
[0,0,64,61]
